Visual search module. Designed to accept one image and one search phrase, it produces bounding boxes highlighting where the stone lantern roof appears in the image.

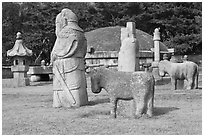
[7,32,32,57]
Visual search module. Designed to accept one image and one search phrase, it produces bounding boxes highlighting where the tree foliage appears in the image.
[2,2,202,65]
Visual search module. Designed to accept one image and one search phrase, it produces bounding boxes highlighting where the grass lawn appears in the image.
[2,75,202,135]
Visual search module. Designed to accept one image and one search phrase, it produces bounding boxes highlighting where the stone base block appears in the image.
[152,67,161,80]
[30,74,50,82]
[13,77,30,87]
[30,75,41,82]
[117,100,134,118]
[27,66,52,75]
[2,78,29,88]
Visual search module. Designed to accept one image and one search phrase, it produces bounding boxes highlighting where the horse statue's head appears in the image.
[158,60,168,77]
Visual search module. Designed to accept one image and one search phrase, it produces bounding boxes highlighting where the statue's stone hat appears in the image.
[61,8,83,32]
[61,8,78,22]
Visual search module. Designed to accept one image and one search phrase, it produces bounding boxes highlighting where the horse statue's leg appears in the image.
[186,78,193,90]
[146,95,154,118]
[195,72,199,89]
[132,99,136,118]
[110,97,118,118]
[135,94,145,119]
[171,77,177,90]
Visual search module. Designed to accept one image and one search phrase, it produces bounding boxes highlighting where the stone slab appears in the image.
[30,74,50,82]
[27,66,52,75]
[11,65,29,72]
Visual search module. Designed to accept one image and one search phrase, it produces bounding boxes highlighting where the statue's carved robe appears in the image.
[51,25,88,108]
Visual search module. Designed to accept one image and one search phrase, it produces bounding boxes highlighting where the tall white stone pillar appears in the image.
[118,22,140,72]
[152,28,161,79]
[153,28,160,62]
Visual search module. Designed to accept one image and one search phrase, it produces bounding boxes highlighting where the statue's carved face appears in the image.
[158,61,167,77]
[90,70,102,93]
[61,18,68,28]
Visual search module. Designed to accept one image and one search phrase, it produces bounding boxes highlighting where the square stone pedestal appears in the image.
[117,99,134,118]
[10,65,30,87]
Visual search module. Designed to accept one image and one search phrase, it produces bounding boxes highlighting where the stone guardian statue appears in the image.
[50,9,88,108]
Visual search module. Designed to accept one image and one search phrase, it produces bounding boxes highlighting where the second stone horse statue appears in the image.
[158,60,199,90]
[90,67,155,118]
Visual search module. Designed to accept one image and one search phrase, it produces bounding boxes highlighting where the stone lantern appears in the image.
[7,32,32,87]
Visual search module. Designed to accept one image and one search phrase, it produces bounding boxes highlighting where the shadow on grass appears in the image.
[155,77,171,86]
[197,87,202,90]
[78,110,110,118]
[153,107,179,116]
[78,106,179,118]
[88,98,110,106]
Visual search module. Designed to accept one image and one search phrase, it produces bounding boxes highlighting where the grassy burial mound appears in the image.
[85,26,168,52]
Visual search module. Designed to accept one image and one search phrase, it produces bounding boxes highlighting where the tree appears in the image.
[2,2,202,65]
[2,2,22,65]
[142,2,202,55]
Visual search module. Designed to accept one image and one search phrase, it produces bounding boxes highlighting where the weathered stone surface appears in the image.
[51,8,88,108]
[118,22,140,72]
[151,28,161,81]
[7,32,32,57]
[6,32,32,87]
[158,60,199,90]
[27,66,52,82]
[117,100,134,118]
[30,75,41,82]
[11,65,29,73]
[28,66,52,75]
[153,28,160,62]
[90,67,155,118]
[169,56,184,89]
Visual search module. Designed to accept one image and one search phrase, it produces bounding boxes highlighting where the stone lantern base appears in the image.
[12,77,30,87]
[11,65,30,87]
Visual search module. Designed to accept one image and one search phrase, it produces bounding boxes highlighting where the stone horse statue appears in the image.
[90,67,155,118]
[158,60,199,90]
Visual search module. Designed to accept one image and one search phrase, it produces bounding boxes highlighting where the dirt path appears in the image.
[2,78,202,135]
